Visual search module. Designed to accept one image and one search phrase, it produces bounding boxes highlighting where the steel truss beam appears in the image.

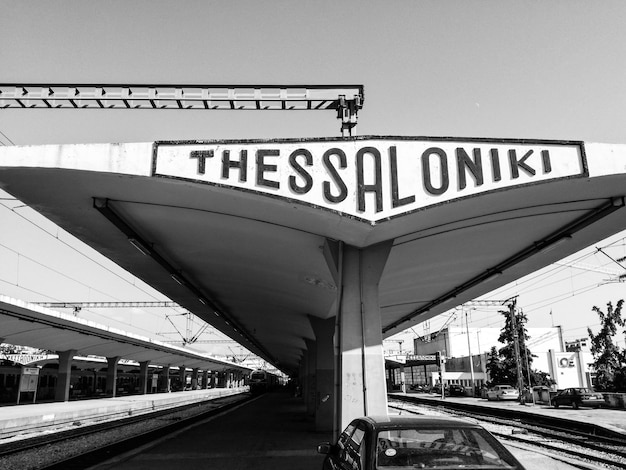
[0,83,364,135]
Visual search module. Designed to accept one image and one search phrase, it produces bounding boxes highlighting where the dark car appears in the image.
[430,383,449,395]
[317,415,526,469]
[409,383,428,392]
[551,387,605,409]
[448,384,466,396]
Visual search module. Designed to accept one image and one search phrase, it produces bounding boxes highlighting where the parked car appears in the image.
[409,383,427,392]
[317,415,526,469]
[430,383,449,395]
[448,384,466,396]
[487,385,520,401]
[551,387,605,409]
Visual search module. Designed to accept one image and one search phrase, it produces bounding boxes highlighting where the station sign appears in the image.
[2,354,49,365]
[405,355,437,362]
[18,367,40,404]
[153,138,585,223]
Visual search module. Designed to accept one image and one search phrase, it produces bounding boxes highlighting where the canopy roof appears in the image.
[0,295,250,371]
[1,137,625,375]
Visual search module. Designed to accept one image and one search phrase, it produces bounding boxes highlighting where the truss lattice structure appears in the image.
[0,84,364,135]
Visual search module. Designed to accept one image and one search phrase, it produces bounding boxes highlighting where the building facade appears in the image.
[385,326,595,392]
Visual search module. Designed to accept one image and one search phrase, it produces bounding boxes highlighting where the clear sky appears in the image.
[1,1,626,354]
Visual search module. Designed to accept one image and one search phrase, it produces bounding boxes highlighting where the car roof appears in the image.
[356,415,480,430]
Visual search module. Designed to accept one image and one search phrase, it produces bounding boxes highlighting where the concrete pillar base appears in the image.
[54,349,77,402]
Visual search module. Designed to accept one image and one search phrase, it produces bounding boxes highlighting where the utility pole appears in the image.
[435,351,445,399]
[465,309,475,396]
[509,299,525,405]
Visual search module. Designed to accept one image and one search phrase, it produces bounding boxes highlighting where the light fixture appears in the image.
[442,295,457,305]
[537,235,572,254]
[198,297,207,305]
[303,275,337,291]
[170,273,185,286]
[483,271,503,283]
[128,237,151,256]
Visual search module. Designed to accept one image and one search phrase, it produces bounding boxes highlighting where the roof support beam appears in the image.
[92,197,277,366]
[383,196,626,333]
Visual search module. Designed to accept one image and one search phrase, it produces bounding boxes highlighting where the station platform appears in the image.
[0,387,248,441]
[389,391,626,437]
[1,389,624,469]
[92,388,330,470]
[90,390,614,470]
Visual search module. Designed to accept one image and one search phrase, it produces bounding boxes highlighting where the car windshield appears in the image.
[376,427,520,469]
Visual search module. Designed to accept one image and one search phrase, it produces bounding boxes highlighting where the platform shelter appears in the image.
[2,137,626,434]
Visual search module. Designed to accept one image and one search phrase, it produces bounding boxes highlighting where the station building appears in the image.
[385,326,598,392]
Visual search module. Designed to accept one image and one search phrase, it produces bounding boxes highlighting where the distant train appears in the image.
[248,369,283,394]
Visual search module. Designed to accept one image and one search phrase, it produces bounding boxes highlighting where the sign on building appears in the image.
[154,138,585,224]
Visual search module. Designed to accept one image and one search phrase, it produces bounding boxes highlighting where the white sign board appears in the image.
[18,367,40,404]
[406,355,437,362]
[3,354,49,365]
[154,138,585,224]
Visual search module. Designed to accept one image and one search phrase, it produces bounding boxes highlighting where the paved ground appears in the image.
[390,391,626,436]
[91,390,331,470]
[90,390,602,470]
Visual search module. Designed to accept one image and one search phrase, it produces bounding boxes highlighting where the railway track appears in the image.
[0,392,254,470]
[389,395,626,470]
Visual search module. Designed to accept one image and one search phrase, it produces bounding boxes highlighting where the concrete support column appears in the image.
[106,356,120,397]
[191,368,199,390]
[54,349,76,402]
[139,361,150,395]
[337,242,392,432]
[304,339,317,416]
[576,350,587,387]
[202,370,209,389]
[163,366,171,392]
[178,366,186,390]
[311,317,336,432]
[547,349,557,388]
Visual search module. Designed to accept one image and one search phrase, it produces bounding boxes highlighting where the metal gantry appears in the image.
[0,83,364,136]
[35,301,180,309]
[34,301,226,345]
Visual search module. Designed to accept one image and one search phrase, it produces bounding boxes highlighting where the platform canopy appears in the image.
[0,295,250,372]
[1,137,626,375]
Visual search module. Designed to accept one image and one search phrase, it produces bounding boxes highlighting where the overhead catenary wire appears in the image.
[0,129,14,146]
[0,200,243,350]
[0,202,163,299]
[416,236,626,343]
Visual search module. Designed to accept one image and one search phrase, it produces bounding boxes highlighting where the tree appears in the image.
[496,303,532,387]
[488,301,554,388]
[485,346,505,386]
[588,299,625,392]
